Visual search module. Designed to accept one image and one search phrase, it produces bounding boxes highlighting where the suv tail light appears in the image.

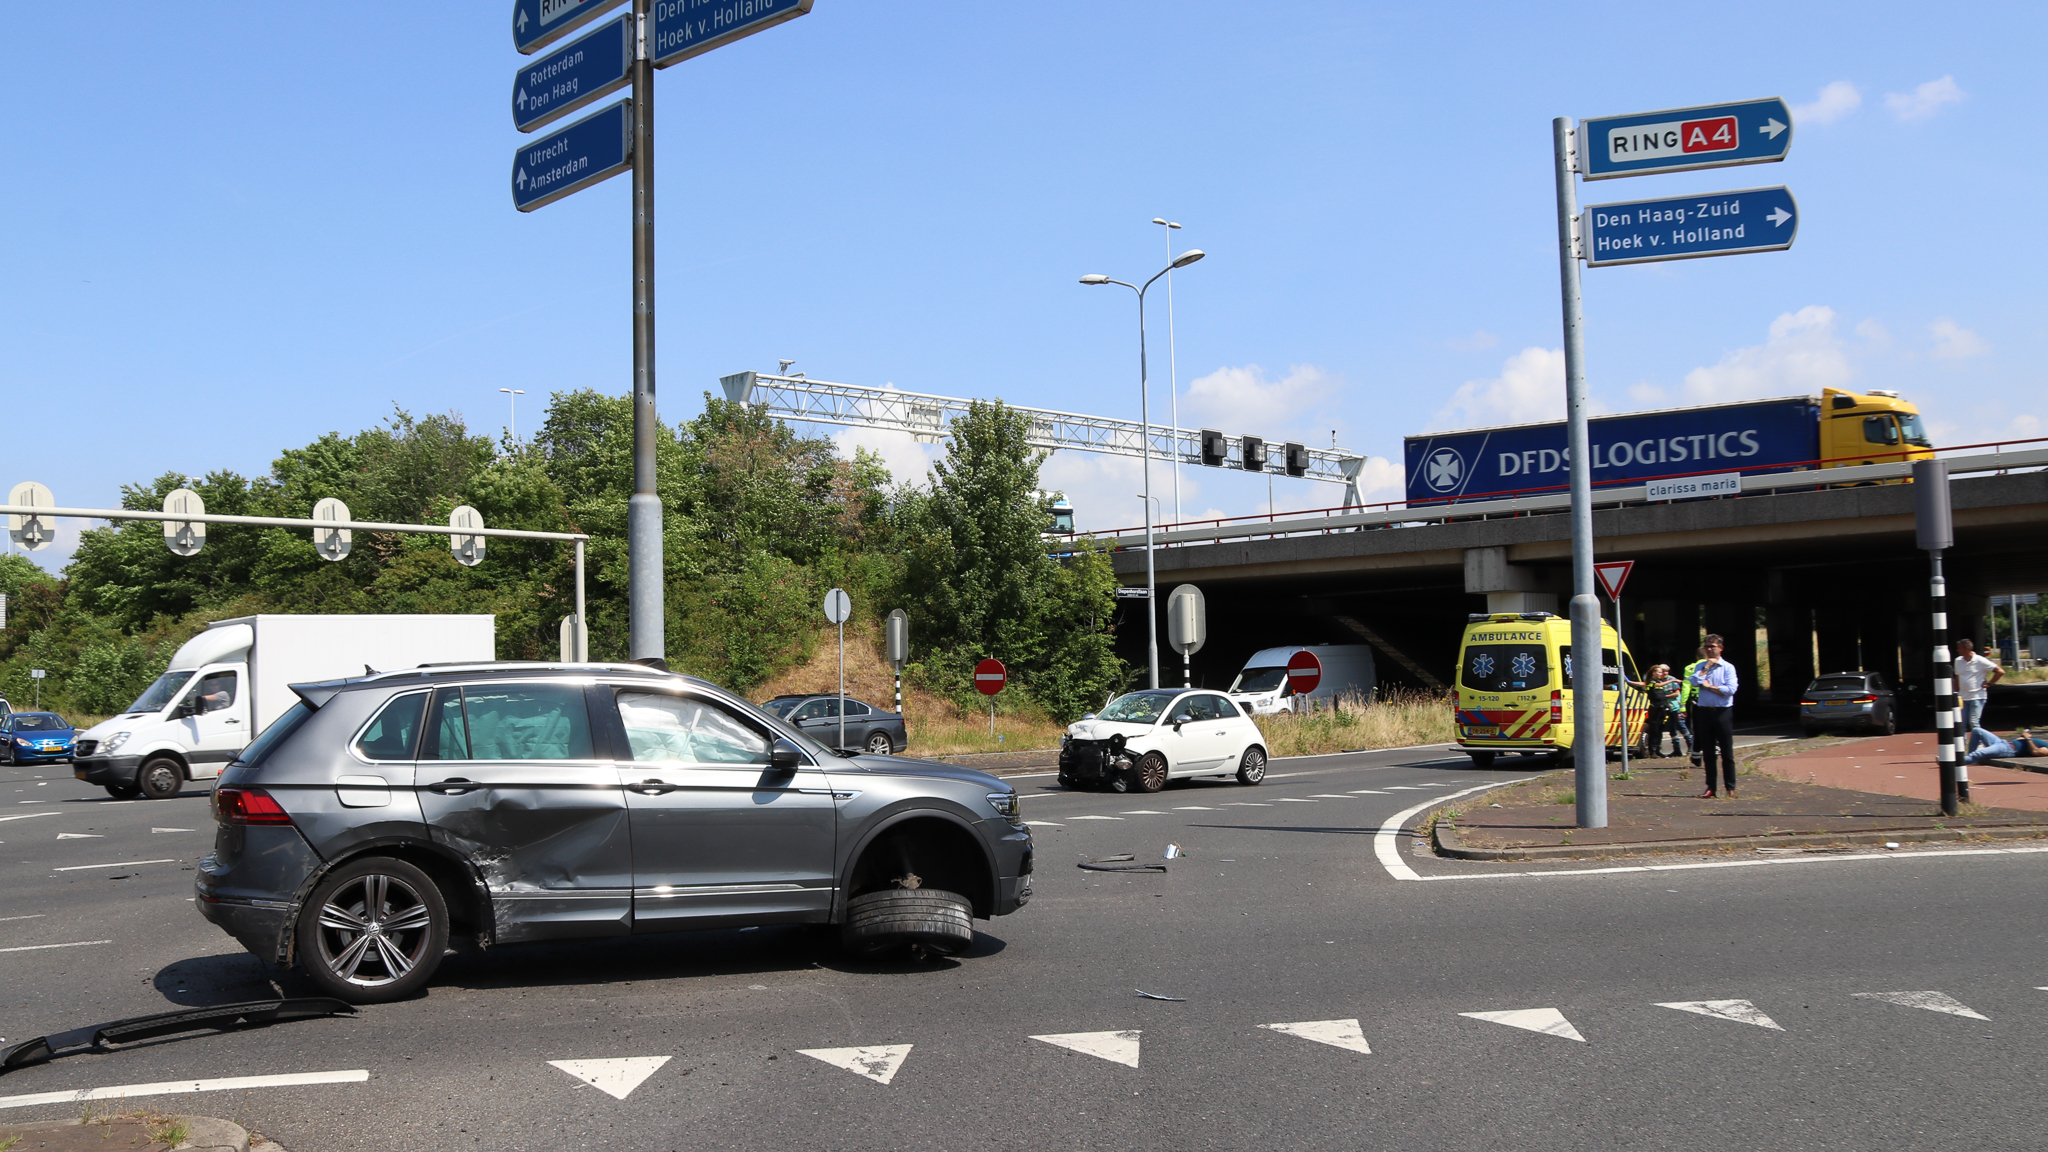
[215,787,292,826]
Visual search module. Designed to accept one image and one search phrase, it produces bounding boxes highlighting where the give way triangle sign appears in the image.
[1594,560,1634,600]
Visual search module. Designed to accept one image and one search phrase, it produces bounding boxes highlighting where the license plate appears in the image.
[1466,725,1500,736]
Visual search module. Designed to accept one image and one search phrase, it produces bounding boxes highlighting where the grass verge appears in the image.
[1250,690,1457,758]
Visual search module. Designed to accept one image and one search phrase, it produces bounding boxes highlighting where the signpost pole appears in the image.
[1916,459,1959,815]
[626,0,663,664]
[1616,589,1629,777]
[1555,116,1606,829]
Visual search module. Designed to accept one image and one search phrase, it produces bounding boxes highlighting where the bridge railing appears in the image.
[1080,437,2048,551]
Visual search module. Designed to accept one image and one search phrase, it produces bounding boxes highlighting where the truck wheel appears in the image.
[296,857,449,1004]
[1236,746,1267,785]
[840,888,974,958]
[1466,750,1497,768]
[137,758,184,800]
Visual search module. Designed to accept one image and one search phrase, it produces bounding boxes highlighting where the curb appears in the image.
[0,1114,284,1152]
[1432,819,2048,862]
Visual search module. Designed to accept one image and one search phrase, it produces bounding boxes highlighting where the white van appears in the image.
[73,614,495,800]
[1227,644,1377,716]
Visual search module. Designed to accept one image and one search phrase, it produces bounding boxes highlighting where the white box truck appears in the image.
[1227,644,1377,716]
[73,614,495,800]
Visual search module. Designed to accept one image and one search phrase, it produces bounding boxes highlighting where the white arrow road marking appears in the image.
[0,812,59,823]
[53,859,176,872]
[0,940,110,954]
[1459,1009,1586,1042]
[1031,1030,1141,1068]
[1761,117,1787,139]
[1767,206,1793,226]
[797,1044,912,1085]
[548,1056,671,1100]
[1260,1018,1371,1054]
[1657,1000,1784,1030]
[56,833,101,839]
[1172,806,1215,810]
[1069,815,1123,821]
[151,828,194,834]
[1853,991,1988,1020]
[0,1070,367,1111]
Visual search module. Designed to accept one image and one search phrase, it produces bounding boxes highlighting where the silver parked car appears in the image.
[196,662,1032,1003]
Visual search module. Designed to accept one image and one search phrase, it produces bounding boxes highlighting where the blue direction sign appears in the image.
[514,15,632,133]
[513,100,633,212]
[1581,98,1792,180]
[1583,186,1797,268]
[652,0,814,68]
[514,0,627,56]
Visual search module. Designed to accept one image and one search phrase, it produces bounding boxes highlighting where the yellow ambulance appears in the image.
[1454,611,1648,767]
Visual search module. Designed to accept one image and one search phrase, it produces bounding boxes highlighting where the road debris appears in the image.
[1135,990,1185,1002]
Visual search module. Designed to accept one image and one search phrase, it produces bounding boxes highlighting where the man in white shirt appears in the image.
[1953,638,2002,731]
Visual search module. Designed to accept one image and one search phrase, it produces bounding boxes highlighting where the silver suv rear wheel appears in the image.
[296,857,448,1003]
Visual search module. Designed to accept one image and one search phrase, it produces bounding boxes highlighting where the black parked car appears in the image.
[1800,671,1897,736]
[762,695,908,755]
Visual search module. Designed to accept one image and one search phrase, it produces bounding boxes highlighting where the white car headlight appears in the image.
[102,732,131,753]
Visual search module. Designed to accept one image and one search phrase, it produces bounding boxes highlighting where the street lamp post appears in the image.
[498,388,526,442]
[1153,218,1184,525]
[1081,248,1207,690]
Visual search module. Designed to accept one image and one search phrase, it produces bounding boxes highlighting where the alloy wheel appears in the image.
[313,872,437,988]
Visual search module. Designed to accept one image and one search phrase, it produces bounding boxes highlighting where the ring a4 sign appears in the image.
[1580,97,1792,180]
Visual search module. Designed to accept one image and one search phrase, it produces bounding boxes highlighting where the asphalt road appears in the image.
[1,741,2043,1151]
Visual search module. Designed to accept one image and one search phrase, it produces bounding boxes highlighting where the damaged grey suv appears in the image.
[196,662,1032,1003]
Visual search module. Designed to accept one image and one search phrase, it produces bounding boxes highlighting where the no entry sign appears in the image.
[974,658,1007,696]
[1286,649,1323,695]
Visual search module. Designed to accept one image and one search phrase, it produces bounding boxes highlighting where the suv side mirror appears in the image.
[768,738,803,772]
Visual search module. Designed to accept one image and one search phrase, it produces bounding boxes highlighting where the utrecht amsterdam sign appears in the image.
[513,99,633,211]
[1583,186,1796,267]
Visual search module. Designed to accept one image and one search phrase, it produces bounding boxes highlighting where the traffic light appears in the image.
[1241,436,1267,472]
[1283,441,1309,477]
[1200,429,1228,467]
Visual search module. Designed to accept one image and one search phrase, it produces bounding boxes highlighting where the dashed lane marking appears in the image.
[1031,1030,1141,1068]
[1222,802,1272,807]
[52,859,178,872]
[548,1057,670,1100]
[1459,1009,1585,1042]
[0,812,59,823]
[1853,991,1989,1020]
[55,833,101,840]
[1172,806,1215,810]
[1260,1019,1371,1054]
[1120,810,1168,815]
[0,940,109,954]
[1026,821,1064,828]
[1349,789,1389,795]
[0,1070,368,1110]
[1384,786,1424,790]
[1069,815,1124,821]
[1307,794,1355,799]
[152,827,195,833]
[1273,798,1319,803]
[1658,1000,1784,1030]
[0,915,45,923]
[798,1044,913,1085]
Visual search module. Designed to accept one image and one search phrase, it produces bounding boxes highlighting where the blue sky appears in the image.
[6,2,2040,570]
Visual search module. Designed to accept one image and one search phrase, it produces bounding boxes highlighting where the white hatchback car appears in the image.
[1057,689,1268,793]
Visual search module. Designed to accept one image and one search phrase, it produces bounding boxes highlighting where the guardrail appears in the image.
[1081,440,2048,551]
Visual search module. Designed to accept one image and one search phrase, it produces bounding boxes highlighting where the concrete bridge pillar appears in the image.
[1766,605,1815,704]
[1705,602,1759,709]
[1463,547,1558,615]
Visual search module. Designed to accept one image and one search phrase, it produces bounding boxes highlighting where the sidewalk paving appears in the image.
[1751,734,2048,810]
[0,1114,281,1151]
[1432,743,2048,861]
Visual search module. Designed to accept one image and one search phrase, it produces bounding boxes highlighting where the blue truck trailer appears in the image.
[1403,388,1931,506]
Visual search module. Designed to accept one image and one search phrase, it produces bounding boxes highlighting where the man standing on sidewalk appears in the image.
[1954,638,2003,732]
[1689,634,1740,798]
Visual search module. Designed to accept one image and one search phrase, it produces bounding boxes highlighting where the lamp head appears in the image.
[1078,274,1111,285]
[1152,218,1181,229]
[1170,249,1205,269]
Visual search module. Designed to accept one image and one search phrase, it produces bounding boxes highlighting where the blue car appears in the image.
[2,712,76,764]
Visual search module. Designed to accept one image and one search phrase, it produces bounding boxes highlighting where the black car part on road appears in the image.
[0,998,356,1074]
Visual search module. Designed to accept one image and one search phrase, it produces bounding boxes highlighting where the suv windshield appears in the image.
[1100,691,1177,724]
[1232,667,1288,694]
[126,671,194,715]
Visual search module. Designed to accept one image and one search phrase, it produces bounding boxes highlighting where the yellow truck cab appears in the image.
[1454,612,1646,768]
[1818,387,1934,470]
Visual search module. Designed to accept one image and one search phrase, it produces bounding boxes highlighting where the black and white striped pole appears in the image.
[1914,459,1959,816]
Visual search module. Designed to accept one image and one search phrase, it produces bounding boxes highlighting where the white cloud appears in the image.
[2013,414,2041,440]
[1627,382,1668,406]
[1179,363,1344,440]
[1884,75,1965,123]
[1855,318,1892,348]
[1794,80,1862,126]
[1680,305,1853,402]
[1928,318,1990,360]
[1429,346,1568,430]
[830,425,943,489]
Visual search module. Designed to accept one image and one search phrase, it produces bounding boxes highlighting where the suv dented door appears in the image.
[603,686,838,928]
[414,682,632,942]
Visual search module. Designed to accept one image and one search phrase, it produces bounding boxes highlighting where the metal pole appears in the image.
[894,666,903,719]
[1554,116,1605,830]
[627,0,664,664]
[837,617,846,752]
[1162,224,1182,525]
[574,539,588,661]
[1139,287,1159,690]
[1932,553,1959,814]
